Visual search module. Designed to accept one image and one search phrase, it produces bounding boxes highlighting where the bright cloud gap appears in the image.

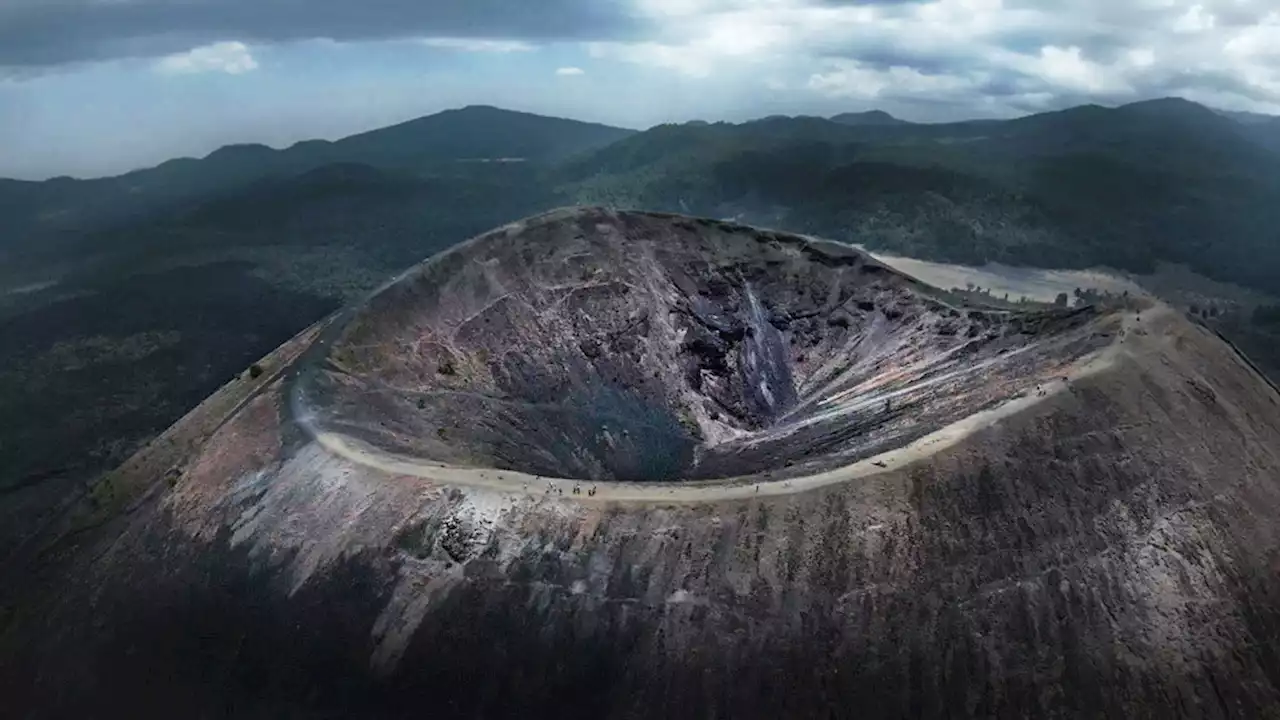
[419,38,536,53]
[155,41,258,76]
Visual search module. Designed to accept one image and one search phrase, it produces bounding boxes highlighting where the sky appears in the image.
[1,0,1279,179]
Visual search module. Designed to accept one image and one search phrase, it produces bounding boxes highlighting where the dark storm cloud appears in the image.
[1214,5,1272,28]
[850,48,960,75]
[807,21,982,77]
[834,45,979,77]
[0,0,646,67]
[808,12,1121,75]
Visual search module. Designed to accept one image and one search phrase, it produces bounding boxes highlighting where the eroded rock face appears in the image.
[302,210,1104,483]
[6,209,1280,719]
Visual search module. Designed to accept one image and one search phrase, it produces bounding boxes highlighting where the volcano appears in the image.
[6,208,1280,719]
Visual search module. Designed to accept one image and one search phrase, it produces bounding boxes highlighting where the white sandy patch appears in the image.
[866,252,1146,305]
[1,280,58,296]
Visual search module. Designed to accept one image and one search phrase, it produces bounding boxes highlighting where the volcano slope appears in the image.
[6,208,1280,719]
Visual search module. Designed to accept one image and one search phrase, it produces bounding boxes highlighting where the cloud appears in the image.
[587,2,814,78]
[556,66,586,76]
[420,38,536,53]
[155,41,258,75]
[591,0,1280,116]
[1173,4,1217,34]
[0,0,644,69]
[7,0,1280,125]
[808,61,981,101]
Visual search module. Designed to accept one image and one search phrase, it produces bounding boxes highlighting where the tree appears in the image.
[1054,292,1069,307]
[1254,305,1280,326]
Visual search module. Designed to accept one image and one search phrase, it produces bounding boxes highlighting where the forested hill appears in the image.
[7,98,1280,296]
[561,97,1280,293]
[0,105,634,252]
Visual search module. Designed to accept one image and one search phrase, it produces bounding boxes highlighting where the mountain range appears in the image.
[7,98,1280,288]
[3,97,1280,560]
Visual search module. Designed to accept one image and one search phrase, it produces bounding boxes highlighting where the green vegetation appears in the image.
[555,99,1280,294]
[8,100,1280,299]
[1254,305,1280,328]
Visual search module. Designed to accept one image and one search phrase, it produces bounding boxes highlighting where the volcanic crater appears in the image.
[14,207,1280,719]
[296,208,1108,485]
